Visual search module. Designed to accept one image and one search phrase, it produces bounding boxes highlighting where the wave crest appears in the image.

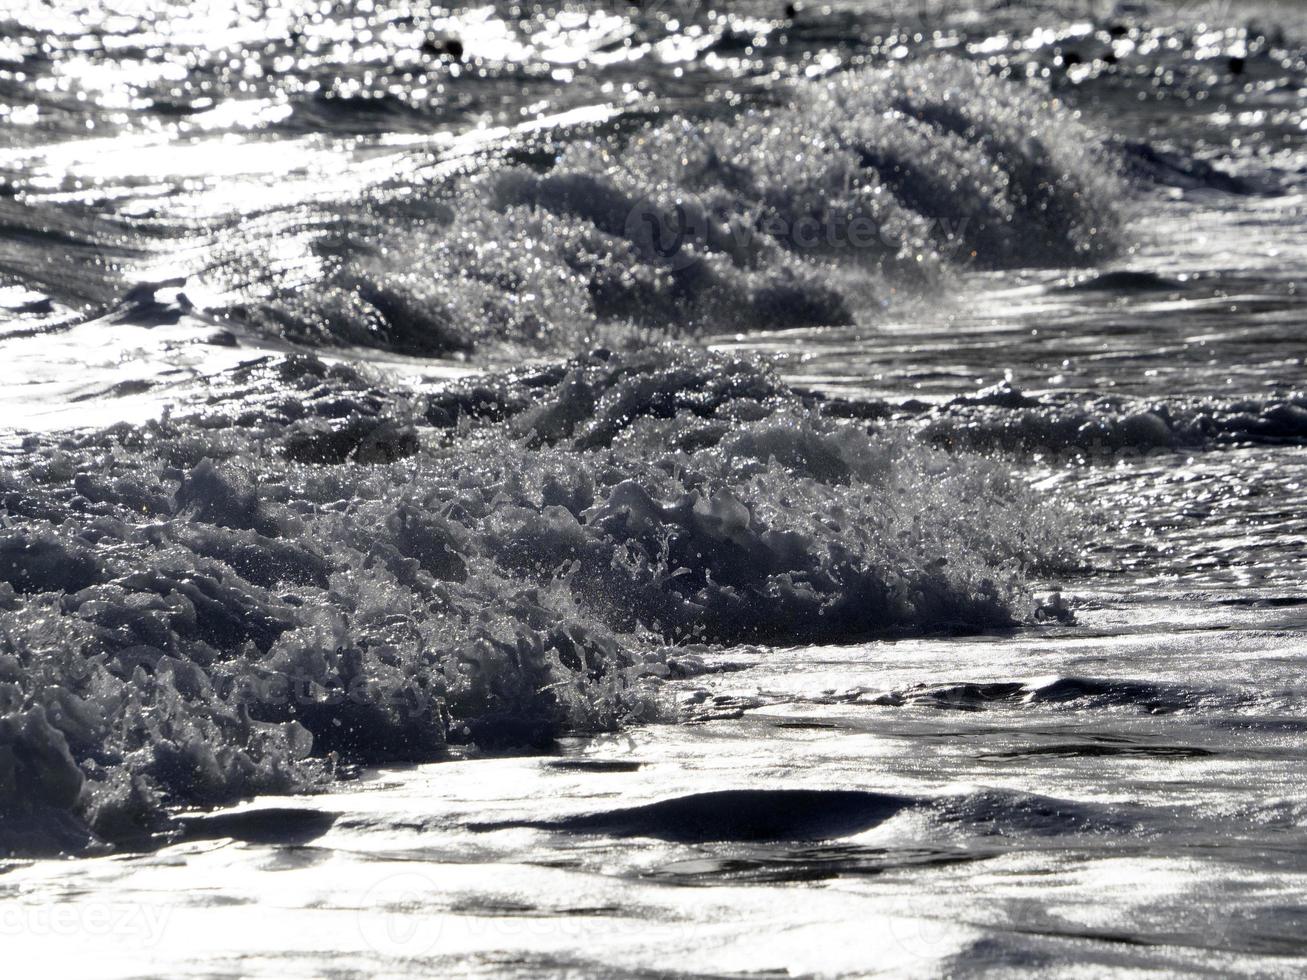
[230,58,1120,356]
[0,344,1078,855]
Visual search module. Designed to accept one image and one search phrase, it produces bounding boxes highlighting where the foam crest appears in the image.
[230,58,1120,356]
[0,345,1078,855]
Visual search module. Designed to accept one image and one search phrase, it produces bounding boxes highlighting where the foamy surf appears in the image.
[0,340,1086,855]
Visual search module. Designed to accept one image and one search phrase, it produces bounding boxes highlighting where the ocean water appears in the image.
[2,0,1306,975]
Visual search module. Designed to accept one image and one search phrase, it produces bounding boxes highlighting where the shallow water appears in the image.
[2,0,1307,976]
[6,601,1307,976]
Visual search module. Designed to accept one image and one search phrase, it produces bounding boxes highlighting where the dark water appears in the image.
[2,1,1307,976]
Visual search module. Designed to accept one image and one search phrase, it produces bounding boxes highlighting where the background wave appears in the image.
[226,58,1120,356]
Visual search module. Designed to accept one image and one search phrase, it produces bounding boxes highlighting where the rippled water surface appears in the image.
[2,1,1307,976]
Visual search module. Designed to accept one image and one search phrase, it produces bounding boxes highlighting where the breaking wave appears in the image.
[871,675,1238,715]
[226,58,1120,357]
[0,345,1080,855]
[917,384,1307,456]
